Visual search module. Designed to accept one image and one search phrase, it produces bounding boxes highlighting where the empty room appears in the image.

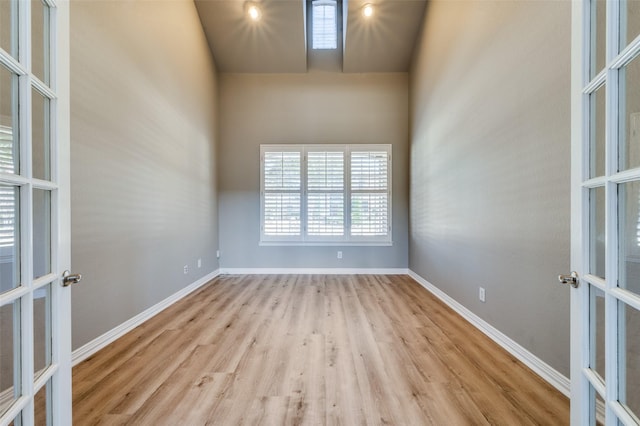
[1,0,638,424]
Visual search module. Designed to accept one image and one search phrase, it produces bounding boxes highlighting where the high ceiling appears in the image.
[194,0,427,73]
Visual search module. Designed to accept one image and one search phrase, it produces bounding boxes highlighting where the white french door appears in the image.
[571,0,640,424]
[0,0,71,425]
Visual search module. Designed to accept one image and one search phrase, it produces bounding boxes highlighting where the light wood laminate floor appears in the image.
[72,274,569,425]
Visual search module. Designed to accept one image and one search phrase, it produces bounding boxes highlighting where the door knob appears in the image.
[558,271,579,288]
[62,270,82,287]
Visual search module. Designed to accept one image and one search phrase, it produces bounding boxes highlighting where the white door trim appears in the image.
[570,0,588,423]
[52,0,72,424]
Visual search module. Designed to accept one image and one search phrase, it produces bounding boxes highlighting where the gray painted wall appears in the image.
[70,0,219,350]
[409,1,571,375]
[218,73,408,269]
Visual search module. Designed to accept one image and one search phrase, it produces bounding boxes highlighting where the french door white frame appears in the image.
[572,0,640,424]
[0,0,70,424]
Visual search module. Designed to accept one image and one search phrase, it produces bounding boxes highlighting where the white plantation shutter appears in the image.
[262,150,301,237]
[264,151,300,190]
[312,2,337,50]
[0,125,16,174]
[351,151,389,236]
[351,151,388,191]
[0,125,17,249]
[307,151,344,236]
[264,193,301,235]
[260,144,391,244]
[0,187,18,248]
[351,193,388,236]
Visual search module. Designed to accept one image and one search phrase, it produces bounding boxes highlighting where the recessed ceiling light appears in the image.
[246,3,261,21]
[362,4,374,18]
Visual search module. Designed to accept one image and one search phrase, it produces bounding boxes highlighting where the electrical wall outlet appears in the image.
[479,287,486,303]
[216,250,220,259]
[337,251,343,259]
[184,265,189,274]
[197,258,202,268]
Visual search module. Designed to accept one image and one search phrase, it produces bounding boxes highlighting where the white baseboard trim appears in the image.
[408,270,570,398]
[72,269,221,367]
[219,268,409,275]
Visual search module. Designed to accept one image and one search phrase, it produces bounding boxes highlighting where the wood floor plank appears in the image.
[72,274,247,398]
[73,329,187,422]
[73,274,569,425]
[414,383,492,426]
[125,347,233,425]
[324,275,368,426]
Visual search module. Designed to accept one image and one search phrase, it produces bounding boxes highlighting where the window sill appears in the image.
[259,241,393,247]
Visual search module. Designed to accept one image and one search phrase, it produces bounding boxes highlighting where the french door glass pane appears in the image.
[590,187,606,278]
[33,189,50,279]
[0,0,18,59]
[592,385,605,426]
[34,379,51,425]
[619,301,640,419]
[0,65,19,175]
[0,299,20,417]
[592,0,607,79]
[590,285,606,380]
[0,185,20,295]
[619,55,640,171]
[8,412,21,425]
[621,0,640,51]
[618,181,640,296]
[591,85,607,178]
[32,89,50,181]
[33,284,51,377]
[31,0,50,84]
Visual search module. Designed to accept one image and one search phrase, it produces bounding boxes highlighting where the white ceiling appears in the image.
[194,0,427,73]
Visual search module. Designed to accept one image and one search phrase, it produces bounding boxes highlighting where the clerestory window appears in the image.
[312,0,337,50]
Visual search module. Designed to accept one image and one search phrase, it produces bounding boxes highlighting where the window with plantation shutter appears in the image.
[262,150,302,239]
[260,144,391,245]
[351,151,389,236]
[307,151,344,237]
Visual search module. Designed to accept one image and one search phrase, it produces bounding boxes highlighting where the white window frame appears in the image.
[260,144,392,246]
